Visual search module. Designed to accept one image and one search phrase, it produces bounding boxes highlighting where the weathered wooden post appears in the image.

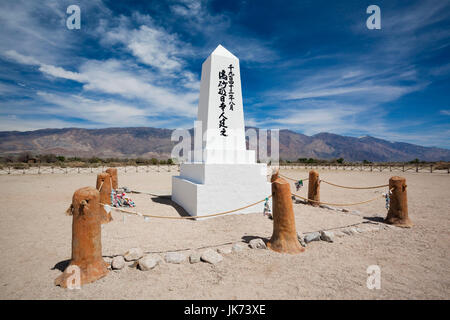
[96,173,113,224]
[307,170,320,207]
[384,176,413,228]
[55,187,109,288]
[105,167,118,189]
[267,172,304,254]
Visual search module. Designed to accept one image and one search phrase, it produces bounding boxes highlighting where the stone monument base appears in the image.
[172,163,271,218]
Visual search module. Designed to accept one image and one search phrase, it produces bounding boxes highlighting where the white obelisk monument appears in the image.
[172,45,271,217]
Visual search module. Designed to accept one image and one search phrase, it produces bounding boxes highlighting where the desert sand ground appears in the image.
[0,168,449,299]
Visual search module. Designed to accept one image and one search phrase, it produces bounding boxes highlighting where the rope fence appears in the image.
[100,195,272,220]
[280,171,393,207]
[101,171,395,221]
[320,180,389,190]
[291,192,384,207]
[279,173,309,182]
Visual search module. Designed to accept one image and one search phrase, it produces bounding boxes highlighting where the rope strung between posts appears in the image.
[279,172,388,190]
[279,173,309,182]
[128,189,169,197]
[291,192,384,207]
[100,195,272,220]
[320,180,389,190]
[291,187,394,207]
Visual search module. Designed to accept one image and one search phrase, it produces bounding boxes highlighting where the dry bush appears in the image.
[12,163,29,169]
[434,162,450,170]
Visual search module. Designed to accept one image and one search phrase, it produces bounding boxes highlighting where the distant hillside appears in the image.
[0,127,449,162]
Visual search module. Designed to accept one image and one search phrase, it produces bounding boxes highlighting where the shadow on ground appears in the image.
[241,235,270,244]
[151,195,191,218]
[52,259,70,272]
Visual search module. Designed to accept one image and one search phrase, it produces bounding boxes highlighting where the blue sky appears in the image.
[0,0,449,148]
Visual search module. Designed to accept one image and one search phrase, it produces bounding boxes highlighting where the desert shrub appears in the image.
[435,162,450,170]
[13,163,29,169]
[106,162,121,168]
[67,161,86,168]
[88,157,102,164]
[17,152,33,163]
[41,154,57,163]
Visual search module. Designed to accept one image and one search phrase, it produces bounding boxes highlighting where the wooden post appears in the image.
[384,176,412,228]
[267,172,304,254]
[55,187,109,288]
[96,173,113,224]
[105,168,118,189]
[430,164,433,173]
[307,170,320,207]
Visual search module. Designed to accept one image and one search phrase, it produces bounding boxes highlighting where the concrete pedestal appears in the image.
[172,163,271,218]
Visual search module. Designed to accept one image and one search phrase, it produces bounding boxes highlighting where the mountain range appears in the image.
[0,127,449,162]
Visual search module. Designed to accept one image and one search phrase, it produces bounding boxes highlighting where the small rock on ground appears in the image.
[297,232,307,247]
[189,252,201,264]
[217,247,232,255]
[111,256,125,270]
[320,230,334,242]
[164,252,186,264]
[201,249,223,265]
[138,255,161,271]
[304,232,321,243]
[124,247,144,261]
[249,238,267,249]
